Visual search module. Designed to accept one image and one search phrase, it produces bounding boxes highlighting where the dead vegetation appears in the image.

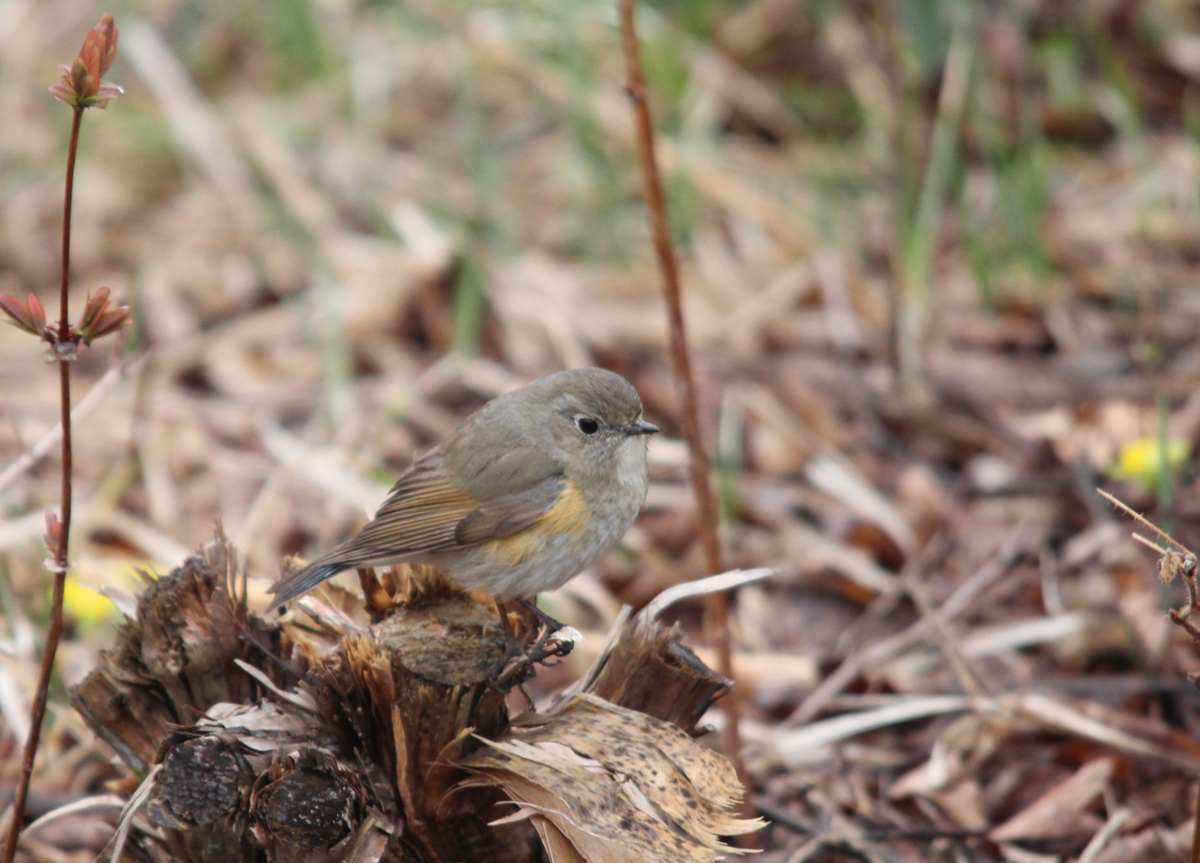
[69,532,759,861]
[4,0,1200,861]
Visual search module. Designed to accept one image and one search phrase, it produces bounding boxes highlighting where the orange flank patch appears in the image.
[491,483,592,565]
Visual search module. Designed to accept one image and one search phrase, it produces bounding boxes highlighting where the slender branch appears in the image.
[54,105,82,565]
[616,0,746,784]
[1,105,84,863]
[59,110,81,336]
[1192,776,1200,863]
[1098,487,1191,555]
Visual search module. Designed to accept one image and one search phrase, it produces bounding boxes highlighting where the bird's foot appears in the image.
[485,647,536,692]
[517,598,578,661]
[485,601,580,693]
[484,631,579,692]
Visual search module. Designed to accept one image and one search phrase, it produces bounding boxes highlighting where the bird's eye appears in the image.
[575,416,600,435]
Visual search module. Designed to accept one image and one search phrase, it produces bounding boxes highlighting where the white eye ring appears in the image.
[575,416,600,435]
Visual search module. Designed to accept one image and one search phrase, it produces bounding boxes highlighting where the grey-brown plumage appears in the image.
[267,368,657,611]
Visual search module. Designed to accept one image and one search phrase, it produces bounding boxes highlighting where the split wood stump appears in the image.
[71,533,759,862]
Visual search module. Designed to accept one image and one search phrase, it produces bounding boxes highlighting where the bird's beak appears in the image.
[627,419,659,436]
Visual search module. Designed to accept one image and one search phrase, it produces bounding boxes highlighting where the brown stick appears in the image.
[1,105,83,863]
[1192,776,1200,863]
[615,0,745,783]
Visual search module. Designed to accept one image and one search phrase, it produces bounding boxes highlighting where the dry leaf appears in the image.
[990,757,1114,842]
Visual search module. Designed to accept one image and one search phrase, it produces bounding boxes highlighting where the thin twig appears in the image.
[615,0,743,777]
[1131,533,1167,555]
[1,105,83,863]
[1097,487,1191,554]
[1192,778,1200,863]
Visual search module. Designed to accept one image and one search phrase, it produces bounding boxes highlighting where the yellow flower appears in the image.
[62,579,117,630]
[1110,437,1191,491]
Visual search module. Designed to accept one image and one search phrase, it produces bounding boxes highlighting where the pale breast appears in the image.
[435,437,648,599]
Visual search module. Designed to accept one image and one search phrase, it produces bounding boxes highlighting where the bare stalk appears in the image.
[615,0,745,780]
[1193,779,1200,863]
[896,9,974,400]
[2,105,84,863]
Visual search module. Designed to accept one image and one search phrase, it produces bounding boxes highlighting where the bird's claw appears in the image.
[484,624,575,693]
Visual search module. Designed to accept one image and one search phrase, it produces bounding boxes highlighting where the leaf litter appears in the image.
[3,1,1200,862]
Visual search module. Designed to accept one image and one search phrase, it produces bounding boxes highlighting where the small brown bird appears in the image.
[267,369,657,631]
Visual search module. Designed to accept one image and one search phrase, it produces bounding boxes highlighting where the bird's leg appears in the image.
[485,599,576,691]
[497,600,525,654]
[518,597,574,663]
[486,601,536,692]
[517,597,566,637]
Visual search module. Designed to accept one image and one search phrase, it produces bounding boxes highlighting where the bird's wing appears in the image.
[454,477,565,544]
[266,447,565,609]
[327,448,564,565]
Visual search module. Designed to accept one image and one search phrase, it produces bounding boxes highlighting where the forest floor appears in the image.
[4,1,1200,861]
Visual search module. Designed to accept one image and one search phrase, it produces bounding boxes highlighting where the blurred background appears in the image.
[5,0,1200,858]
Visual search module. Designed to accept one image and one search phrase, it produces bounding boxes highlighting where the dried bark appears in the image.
[70,533,753,863]
[71,536,279,775]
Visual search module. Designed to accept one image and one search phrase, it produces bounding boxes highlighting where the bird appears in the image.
[267,369,658,652]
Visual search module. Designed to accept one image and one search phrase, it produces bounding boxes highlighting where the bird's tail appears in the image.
[266,560,347,612]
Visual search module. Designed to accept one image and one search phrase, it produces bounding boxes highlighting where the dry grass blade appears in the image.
[0,358,144,494]
[639,567,774,622]
[900,554,990,699]
[770,689,1192,772]
[22,794,125,835]
[1011,693,1198,765]
[805,454,916,553]
[770,695,976,765]
[108,765,160,863]
[1077,807,1132,863]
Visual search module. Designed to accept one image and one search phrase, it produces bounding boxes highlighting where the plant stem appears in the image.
[897,8,974,400]
[616,0,745,784]
[1,105,83,863]
[1191,773,1200,863]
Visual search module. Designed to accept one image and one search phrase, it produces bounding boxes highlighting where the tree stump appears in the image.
[71,532,759,862]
